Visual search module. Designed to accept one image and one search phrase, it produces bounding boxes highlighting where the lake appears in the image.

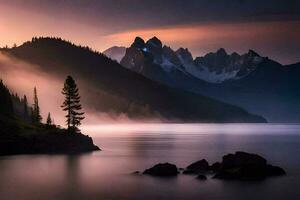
[0,123,300,200]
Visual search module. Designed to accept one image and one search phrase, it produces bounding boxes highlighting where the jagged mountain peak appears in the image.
[162,45,179,60]
[176,47,190,52]
[216,48,228,56]
[176,47,193,64]
[131,37,145,49]
[176,47,193,56]
[146,37,162,48]
[231,52,240,57]
[116,36,267,83]
[247,49,260,57]
[230,52,241,61]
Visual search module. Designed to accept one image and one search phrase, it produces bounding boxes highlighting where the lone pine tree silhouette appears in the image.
[61,76,85,133]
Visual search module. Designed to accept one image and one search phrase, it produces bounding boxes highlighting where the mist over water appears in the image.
[0,123,300,200]
[82,123,300,136]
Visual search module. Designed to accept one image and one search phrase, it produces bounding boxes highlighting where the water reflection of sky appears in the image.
[82,123,300,136]
[1,124,300,200]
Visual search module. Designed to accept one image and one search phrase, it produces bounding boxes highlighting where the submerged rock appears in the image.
[131,171,140,175]
[143,163,179,177]
[266,165,286,176]
[183,159,209,174]
[214,152,286,180]
[196,174,207,180]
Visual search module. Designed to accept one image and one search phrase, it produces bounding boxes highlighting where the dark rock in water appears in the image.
[131,171,140,175]
[143,163,179,177]
[210,162,222,172]
[196,174,207,180]
[222,152,267,169]
[266,165,286,176]
[183,159,209,174]
[182,169,196,174]
[214,152,286,180]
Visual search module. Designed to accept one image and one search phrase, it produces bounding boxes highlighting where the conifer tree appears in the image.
[30,107,35,123]
[23,95,29,120]
[46,112,52,125]
[0,80,13,116]
[61,76,84,132]
[32,87,42,124]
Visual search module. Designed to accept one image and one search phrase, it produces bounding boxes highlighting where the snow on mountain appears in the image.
[160,46,187,73]
[184,64,240,83]
[191,49,264,82]
[119,37,264,83]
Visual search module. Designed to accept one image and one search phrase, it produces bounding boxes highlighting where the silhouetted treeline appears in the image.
[29,37,107,59]
[0,78,99,155]
[0,80,34,122]
[0,80,14,117]
[0,76,87,132]
[0,79,49,125]
[10,93,31,122]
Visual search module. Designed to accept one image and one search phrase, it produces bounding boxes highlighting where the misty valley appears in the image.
[0,1,300,199]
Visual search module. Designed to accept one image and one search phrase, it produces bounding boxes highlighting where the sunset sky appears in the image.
[0,0,300,64]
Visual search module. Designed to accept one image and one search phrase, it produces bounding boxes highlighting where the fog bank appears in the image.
[0,53,161,127]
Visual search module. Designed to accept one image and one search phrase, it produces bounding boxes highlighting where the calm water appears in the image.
[1,124,300,200]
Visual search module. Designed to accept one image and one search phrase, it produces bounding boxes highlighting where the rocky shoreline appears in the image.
[0,127,100,156]
[136,152,286,181]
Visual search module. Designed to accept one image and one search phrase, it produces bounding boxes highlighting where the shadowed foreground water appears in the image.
[0,124,300,200]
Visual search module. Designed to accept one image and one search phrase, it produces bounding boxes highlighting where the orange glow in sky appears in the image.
[0,2,299,64]
[103,21,300,58]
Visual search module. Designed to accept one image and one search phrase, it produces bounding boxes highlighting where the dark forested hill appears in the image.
[1,37,265,122]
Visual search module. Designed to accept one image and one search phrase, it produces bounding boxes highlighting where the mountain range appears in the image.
[104,37,300,122]
[0,37,265,123]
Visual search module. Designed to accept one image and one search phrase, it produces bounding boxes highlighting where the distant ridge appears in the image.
[1,37,266,123]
